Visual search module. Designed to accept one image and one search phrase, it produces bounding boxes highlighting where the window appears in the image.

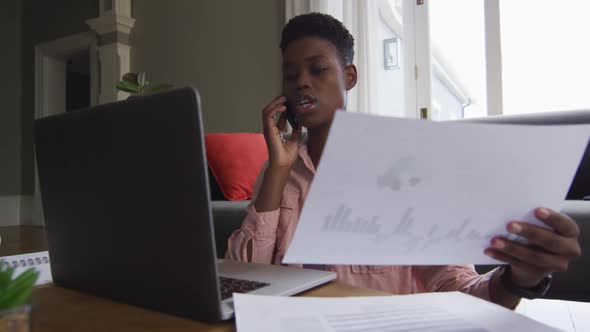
[427,0,590,118]
[300,0,589,118]
[429,0,487,120]
[500,0,590,115]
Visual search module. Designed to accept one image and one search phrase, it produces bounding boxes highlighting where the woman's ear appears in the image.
[344,64,358,91]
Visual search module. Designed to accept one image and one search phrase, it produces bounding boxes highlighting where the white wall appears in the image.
[0,1,23,226]
[131,0,285,133]
[375,14,405,117]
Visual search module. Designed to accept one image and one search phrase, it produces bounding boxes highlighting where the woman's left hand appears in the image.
[485,207,582,288]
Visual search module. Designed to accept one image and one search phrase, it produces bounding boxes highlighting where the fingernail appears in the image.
[509,222,522,234]
[492,239,505,249]
[537,208,551,219]
[484,250,494,257]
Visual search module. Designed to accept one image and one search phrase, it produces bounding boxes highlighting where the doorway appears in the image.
[66,49,91,112]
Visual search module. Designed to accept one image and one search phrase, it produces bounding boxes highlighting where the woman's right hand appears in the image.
[262,96,302,170]
[253,96,302,213]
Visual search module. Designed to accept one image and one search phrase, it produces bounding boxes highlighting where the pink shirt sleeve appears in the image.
[414,265,492,297]
[225,162,281,264]
[414,265,520,308]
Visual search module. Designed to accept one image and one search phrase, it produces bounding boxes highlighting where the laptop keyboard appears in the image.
[219,276,270,300]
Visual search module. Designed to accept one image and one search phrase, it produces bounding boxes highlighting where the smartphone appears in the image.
[284,102,300,129]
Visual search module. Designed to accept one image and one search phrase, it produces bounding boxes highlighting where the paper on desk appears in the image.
[516,298,590,332]
[283,112,590,265]
[234,292,560,332]
[1,251,53,285]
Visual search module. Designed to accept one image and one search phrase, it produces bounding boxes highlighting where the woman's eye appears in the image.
[311,67,328,75]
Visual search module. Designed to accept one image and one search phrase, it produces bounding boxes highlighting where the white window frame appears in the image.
[380,0,505,118]
[378,0,421,118]
[286,0,506,119]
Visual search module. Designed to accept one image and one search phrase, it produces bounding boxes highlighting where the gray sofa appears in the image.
[541,201,590,301]
[211,200,250,258]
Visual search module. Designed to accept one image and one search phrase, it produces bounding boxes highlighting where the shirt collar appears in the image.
[298,135,317,175]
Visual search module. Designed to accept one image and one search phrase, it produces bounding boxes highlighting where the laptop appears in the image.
[34,87,336,322]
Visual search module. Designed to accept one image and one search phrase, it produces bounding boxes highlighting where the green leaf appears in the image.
[146,84,174,94]
[0,269,38,310]
[7,269,38,290]
[116,81,140,93]
[0,261,15,291]
[0,287,34,310]
[2,270,37,299]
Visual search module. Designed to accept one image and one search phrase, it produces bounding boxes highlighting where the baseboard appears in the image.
[0,195,23,226]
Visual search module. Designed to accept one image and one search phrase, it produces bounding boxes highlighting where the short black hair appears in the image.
[280,13,355,65]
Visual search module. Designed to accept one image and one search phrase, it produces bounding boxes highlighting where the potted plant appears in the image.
[116,72,174,96]
[0,262,39,332]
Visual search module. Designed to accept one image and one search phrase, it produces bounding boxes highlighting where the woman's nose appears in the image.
[296,71,311,90]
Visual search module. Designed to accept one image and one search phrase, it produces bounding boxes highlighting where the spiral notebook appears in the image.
[0,251,53,285]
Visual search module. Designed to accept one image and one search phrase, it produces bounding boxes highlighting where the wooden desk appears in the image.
[30,282,387,332]
[1,227,388,331]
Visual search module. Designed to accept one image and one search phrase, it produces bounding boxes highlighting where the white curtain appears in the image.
[284,0,381,114]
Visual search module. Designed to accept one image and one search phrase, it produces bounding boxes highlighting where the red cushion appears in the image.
[205,133,268,201]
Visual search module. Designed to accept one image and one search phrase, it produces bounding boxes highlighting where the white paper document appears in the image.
[234,292,560,332]
[283,113,590,265]
[0,251,53,285]
[516,298,590,332]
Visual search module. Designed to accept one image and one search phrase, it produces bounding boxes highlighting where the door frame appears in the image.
[35,31,98,118]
